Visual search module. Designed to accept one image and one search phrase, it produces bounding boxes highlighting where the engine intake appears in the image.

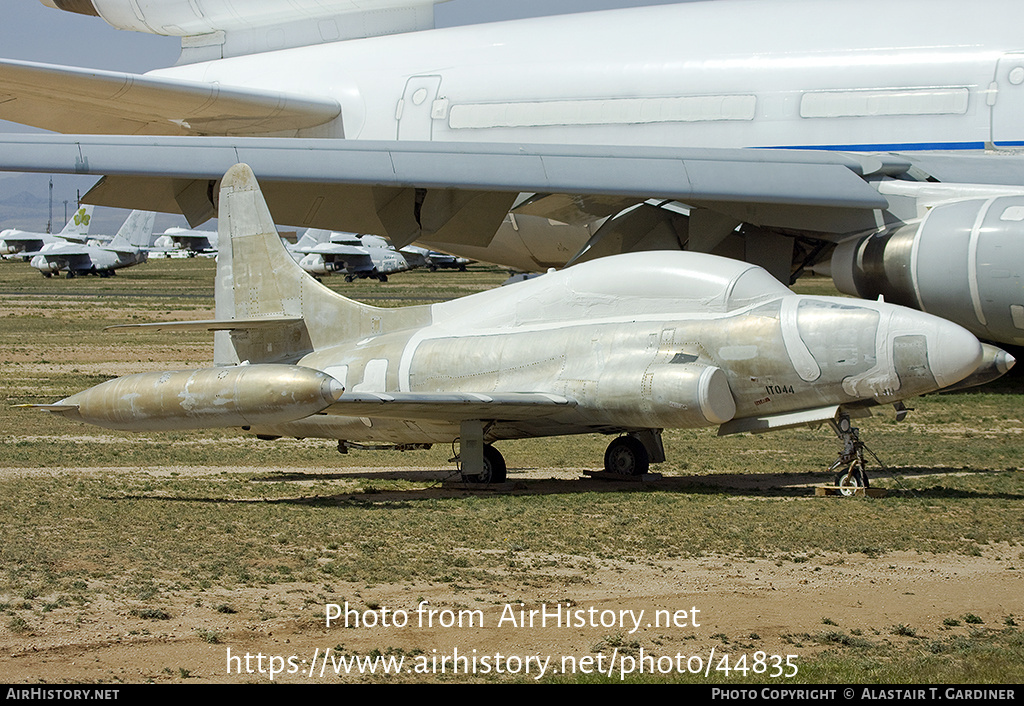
[832,196,1024,345]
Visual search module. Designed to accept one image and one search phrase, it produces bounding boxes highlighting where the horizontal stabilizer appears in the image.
[105,316,305,332]
[0,59,341,136]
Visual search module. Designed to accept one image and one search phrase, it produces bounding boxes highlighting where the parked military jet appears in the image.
[151,226,218,257]
[0,205,94,257]
[27,209,155,277]
[5,1,1024,346]
[289,229,413,281]
[26,165,1010,491]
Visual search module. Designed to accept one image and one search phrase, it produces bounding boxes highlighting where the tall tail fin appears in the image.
[58,205,94,240]
[213,164,430,366]
[108,210,156,250]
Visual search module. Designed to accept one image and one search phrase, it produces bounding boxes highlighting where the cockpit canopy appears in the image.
[439,250,794,329]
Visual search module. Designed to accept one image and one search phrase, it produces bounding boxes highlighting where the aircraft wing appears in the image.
[297,243,369,256]
[23,243,92,258]
[322,391,577,422]
[0,233,45,247]
[0,59,341,136]
[0,134,900,249]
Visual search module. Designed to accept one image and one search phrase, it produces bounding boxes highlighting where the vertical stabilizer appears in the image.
[108,210,156,249]
[213,164,431,366]
[58,205,94,240]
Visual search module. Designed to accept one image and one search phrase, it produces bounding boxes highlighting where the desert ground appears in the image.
[1,259,1022,683]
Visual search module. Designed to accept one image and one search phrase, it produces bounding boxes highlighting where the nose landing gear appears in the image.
[829,413,868,496]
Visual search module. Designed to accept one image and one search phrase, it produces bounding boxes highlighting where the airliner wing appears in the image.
[0,134,897,249]
[0,59,341,136]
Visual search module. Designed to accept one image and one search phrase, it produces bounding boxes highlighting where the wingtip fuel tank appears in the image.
[43,364,344,431]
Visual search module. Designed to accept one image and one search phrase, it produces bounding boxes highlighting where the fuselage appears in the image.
[249,251,982,445]
[152,0,1024,151]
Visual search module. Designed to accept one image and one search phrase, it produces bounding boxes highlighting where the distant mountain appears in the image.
[0,172,196,234]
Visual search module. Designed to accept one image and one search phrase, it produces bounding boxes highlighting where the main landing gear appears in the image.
[460,444,507,484]
[602,430,665,476]
[828,413,869,496]
[454,425,668,484]
[604,435,650,476]
[456,420,507,484]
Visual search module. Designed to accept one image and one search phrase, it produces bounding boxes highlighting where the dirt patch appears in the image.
[1,465,1020,684]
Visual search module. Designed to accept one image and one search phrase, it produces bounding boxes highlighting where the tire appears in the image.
[834,463,869,496]
[604,435,650,476]
[463,444,507,484]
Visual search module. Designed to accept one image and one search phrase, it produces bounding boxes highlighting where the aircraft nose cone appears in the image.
[929,319,983,389]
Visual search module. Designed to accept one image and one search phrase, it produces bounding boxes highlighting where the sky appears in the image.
[0,0,686,231]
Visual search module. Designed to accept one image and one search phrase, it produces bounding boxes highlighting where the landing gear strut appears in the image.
[457,419,507,484]
[829,413,869,496]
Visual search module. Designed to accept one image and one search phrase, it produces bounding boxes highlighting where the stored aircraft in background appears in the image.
[151,226,218,257]
[5,1,1024,345]
[289,229,414,281]
[418,248,471,272]
[27,209,156,277]
[0,206,95,257]
[25,164,1015,490]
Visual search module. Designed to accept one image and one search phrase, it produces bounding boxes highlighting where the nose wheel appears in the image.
[829,413,869,496]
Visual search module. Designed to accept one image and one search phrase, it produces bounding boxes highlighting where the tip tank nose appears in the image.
[995,348,1016,375]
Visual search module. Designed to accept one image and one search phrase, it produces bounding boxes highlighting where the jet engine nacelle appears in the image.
[592,363,736,429]
[831,196,1024,345]
[40,0,432,36]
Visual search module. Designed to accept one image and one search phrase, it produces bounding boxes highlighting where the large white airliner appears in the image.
[3,0,1024,344]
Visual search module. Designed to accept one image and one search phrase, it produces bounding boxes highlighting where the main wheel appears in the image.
[604,435,650,476]
[834,463,869,497]
[462,444,507,484]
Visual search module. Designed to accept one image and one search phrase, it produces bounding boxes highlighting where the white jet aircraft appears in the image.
[27,209,156,277]
[0,205,94,257]
[4,0,1024,345]
[289,229,413,281]
[25,165,1011,490]
[151,226,218,257]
